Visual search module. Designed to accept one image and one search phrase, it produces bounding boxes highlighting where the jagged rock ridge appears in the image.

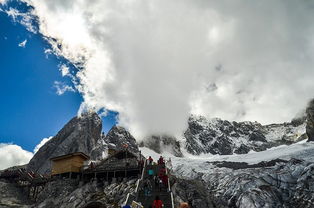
[185,115,306,155]
[91,125,140,160]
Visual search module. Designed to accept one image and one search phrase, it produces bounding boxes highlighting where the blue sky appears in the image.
[0,1,117,152]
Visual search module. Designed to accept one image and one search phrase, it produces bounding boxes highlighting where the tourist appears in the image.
[143,179,152,197]
[152,195,163,208]
[162,174,168,190]
[154,174,162,191]
[148,168,154,180]
[148,156,153,165]
[158,167,166,178]
[157,156,164,165]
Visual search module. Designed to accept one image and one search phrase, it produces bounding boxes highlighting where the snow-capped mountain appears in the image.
[184,115,306,155]
[2,99,314,208]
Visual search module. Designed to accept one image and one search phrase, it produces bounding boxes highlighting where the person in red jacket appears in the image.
[148,156,153,165]
[158,156,164,165]
[152,195,163,208]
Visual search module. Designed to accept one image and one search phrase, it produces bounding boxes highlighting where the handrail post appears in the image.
[124,158,147,206]
[166,165,175,208]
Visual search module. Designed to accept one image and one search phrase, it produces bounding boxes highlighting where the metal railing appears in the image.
[165,164,175,208]
[124,159,147,206]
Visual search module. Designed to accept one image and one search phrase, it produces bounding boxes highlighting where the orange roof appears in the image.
[50,152,90,161]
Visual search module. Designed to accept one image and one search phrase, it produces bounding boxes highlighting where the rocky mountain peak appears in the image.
[105,125,139,154]
[27,111,102,174]
[185,114,306,155]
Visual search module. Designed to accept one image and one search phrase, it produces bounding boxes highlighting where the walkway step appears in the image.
[133,163,173,208]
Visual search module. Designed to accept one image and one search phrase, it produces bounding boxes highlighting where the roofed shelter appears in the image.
[50,152,90,177]
[95,149,139,171]
[82,149,141,182]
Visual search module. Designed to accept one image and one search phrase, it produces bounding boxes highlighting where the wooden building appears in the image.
[50,152,90,177]
[96,149,139,170]
[82,150,141,182]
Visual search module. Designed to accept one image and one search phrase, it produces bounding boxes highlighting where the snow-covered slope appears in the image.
[173,140,314,176]
[140,140,314,208]
[141,140,314,175]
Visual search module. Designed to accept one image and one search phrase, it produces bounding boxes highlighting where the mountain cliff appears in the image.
[91,125,140,160]
[27,112,102,174]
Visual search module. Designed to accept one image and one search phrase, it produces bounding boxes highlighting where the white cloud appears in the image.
[33,136,52,153]
[5,7,37,33]
[53,81,76,95]
[59,64,70,77]
[17,0,314,138]
[0,143,33,170]
[18,39,27,48]
[0,136,54,170]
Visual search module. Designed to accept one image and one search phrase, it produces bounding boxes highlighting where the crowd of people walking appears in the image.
[124,155,190,208]
[142,156,190,208]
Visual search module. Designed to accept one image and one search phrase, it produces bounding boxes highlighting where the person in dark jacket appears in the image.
[143,178,152,197]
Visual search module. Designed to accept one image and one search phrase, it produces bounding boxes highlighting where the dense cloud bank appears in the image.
[0,137,51,170]
[0,143,33,170]
[4,0,314,138]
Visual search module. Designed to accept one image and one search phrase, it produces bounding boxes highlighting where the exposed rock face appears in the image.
[306,99,314,142]
[33,178,136,208]
[28,112,102,174]
[105,126,139,154]
[0,180,31,207]
[0,170,136,208]
[142,135,183,157]
[1,151,136,208]
[90,126,140,160]
[185,115,306,155]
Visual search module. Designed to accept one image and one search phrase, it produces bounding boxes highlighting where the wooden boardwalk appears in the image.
[0,168,50,201]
